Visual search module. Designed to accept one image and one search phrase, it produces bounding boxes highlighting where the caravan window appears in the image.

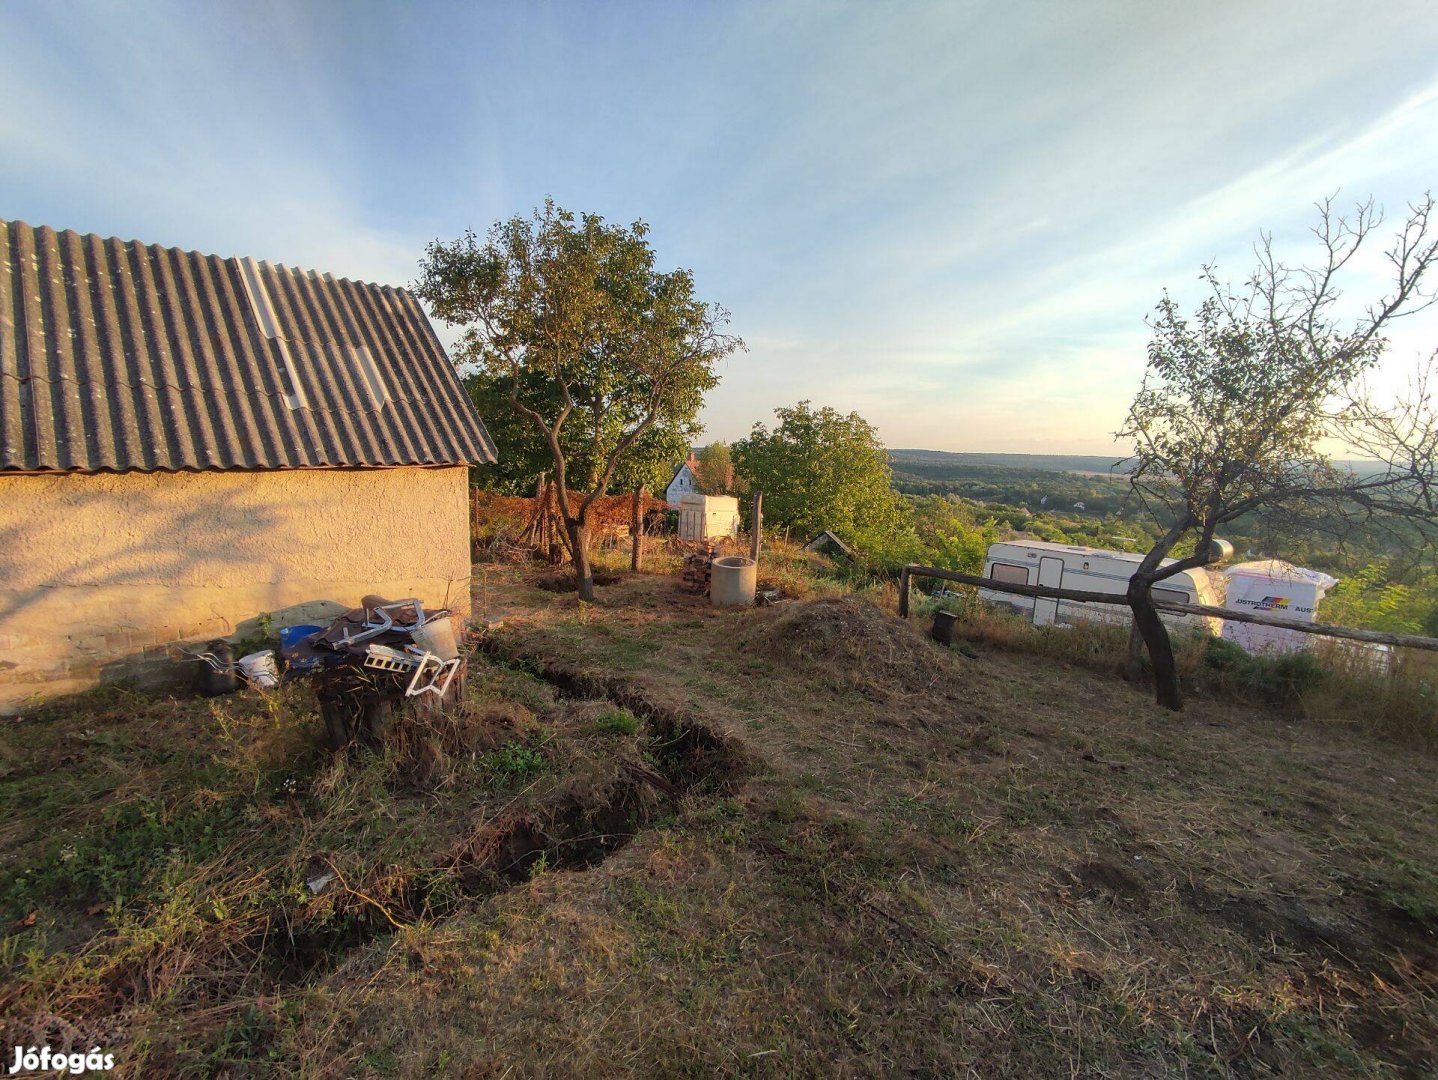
[990,563,1029,585]
[1152,586,1190,606]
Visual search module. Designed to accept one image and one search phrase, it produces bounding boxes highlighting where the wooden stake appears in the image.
[630,486,644,572]
[750,490,763,563]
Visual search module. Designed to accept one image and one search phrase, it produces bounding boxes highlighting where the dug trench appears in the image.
[6,659,754,1059]
[474,634,753,788]
[263,667,750,988]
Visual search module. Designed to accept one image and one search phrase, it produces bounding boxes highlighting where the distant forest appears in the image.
[889,449,1130,474]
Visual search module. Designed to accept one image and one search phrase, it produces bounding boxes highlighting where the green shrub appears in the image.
[594,709,641,736]
[1202,636,1325,706]
[1201,636,1249,671]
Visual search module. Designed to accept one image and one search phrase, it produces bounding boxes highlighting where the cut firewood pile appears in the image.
[472,482,668,561]
[680,542,721,595]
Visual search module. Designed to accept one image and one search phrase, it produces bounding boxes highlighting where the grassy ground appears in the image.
[910,588,1438,747]
[3,556,1436,1077]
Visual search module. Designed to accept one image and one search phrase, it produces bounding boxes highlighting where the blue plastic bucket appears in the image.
[279,624,325,672]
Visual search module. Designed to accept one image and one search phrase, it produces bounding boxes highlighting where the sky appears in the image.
[3,0,1436,455]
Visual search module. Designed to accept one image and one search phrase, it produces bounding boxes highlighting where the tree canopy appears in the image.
[732,401,903,551]
[416,200,742,599]
[1120,193,1438,709]
[692,441,735,496]
[461,370,695,496]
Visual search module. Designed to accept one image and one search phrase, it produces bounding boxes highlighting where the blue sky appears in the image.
[3,1,1436,454]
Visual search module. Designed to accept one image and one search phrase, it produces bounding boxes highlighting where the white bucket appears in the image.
[237,650,280,689]
[412,616,460,661]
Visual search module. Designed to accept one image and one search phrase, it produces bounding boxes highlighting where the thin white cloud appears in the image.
[0,1,420,286]
[3,0,1436,453]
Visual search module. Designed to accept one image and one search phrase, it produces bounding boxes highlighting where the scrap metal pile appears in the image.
[188,596,464,750]
[279,596,462,699]
[285,596,465,751]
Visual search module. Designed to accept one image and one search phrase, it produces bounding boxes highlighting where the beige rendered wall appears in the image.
[0,465,472,712]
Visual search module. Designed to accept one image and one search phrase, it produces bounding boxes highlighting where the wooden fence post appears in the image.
[1123,619,1145,682]
[750,490,763,563]
[899,565,911,619]
[630,486,643,572]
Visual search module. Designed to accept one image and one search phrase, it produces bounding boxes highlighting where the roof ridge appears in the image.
[1,217,412,295]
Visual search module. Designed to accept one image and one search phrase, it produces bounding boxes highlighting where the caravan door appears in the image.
[1033,557,1063,625]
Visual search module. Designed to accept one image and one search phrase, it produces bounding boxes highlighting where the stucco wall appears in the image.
[0,466,472,712]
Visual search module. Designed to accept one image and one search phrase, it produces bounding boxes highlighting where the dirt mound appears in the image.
[740,596,960,704]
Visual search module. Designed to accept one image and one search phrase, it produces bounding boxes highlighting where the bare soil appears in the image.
[533,570,624,593]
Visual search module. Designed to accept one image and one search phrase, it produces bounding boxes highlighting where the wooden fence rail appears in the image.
[898,563,1438,654]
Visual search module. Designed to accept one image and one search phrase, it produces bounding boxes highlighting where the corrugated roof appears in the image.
[0,219,497,473]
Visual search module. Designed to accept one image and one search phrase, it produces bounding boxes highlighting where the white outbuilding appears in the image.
[677,493,741,542]
[665,454,700,507]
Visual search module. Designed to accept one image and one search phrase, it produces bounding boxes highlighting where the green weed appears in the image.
[477,741,546,782]
[594,708,641,736]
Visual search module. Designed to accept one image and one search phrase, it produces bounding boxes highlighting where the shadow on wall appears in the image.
[95,598,356,693]
[0,481,291,702]
[0,469,472,713]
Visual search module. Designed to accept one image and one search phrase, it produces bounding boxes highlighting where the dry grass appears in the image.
[0,655,735,1076]
[3,565,1436,1077]
[460,572,1438,1077]
[917,589,1438,747]
[1304,639,1438,745]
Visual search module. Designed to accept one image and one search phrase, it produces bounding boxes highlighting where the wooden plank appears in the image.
[750,490,763,563]
[900,563,1438,654]
[903,565,1139,607]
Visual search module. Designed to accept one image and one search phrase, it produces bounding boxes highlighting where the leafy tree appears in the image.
[461,371,696,496]
[1120,194,1438,709]
[417,201,742,600]
[692,440,735,495]
[732,401,904,551]
[1320,562,1422,635]
[905,495,998,574]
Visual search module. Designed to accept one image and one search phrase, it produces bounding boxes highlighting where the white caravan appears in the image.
[978,540,1223,633]
[1221,559,1337,655]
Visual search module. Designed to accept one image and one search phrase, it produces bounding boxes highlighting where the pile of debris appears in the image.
[681,542,720,594]
[282,597,460,689]
[189,596,464,750]
[290,597,464,749]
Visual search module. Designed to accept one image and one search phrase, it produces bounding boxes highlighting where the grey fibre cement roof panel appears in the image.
[0,219,497,473]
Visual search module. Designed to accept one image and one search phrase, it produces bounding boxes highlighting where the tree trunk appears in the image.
[1127,579,1182,710]
[1123,618,1145,682]
[569,519,595,602]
